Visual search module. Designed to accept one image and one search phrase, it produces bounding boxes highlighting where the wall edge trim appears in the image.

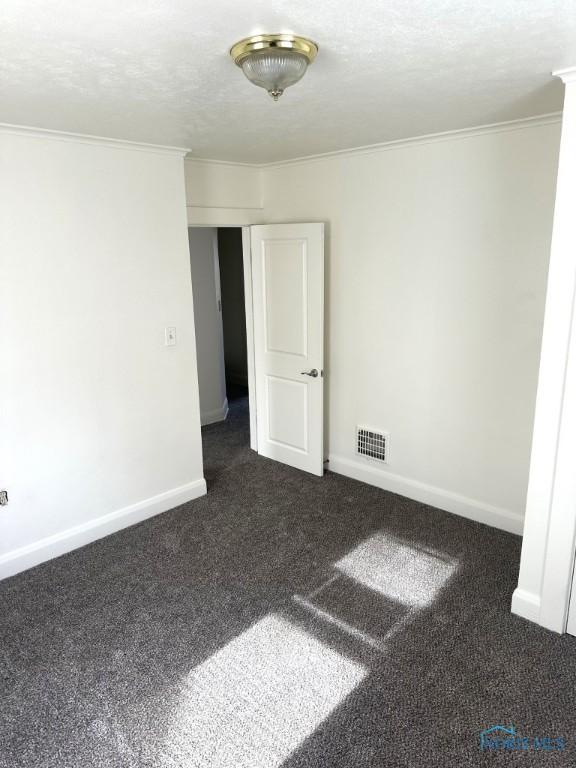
[0,122,190,156]
[261,112,562,169]
[5,112,559,166]
[186,112,562,168]
[201,398,229,426]
[511,587,542,625]
[328,453,524,535]
[0,479,207,581]
[553,67,576,84]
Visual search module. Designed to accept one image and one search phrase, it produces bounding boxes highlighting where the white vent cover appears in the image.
[356,426,389,463]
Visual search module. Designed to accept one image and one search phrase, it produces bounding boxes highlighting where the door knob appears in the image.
[300,368,319,377]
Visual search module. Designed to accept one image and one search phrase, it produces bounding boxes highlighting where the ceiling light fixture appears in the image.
[230,34,318,101]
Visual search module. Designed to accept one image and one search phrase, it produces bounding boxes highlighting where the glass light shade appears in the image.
[241,50,309,100]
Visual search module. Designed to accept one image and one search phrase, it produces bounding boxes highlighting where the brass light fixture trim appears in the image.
[230,34,318,65]
[230,34,318,100]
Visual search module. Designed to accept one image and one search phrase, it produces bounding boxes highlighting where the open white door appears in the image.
[567,568,576,636]
[251,223,324,476]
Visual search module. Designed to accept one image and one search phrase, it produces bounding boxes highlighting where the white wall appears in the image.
[188,227,228,424]
[1,117,558,584]
[0,128,206,579]
[261,120,561,533]
[185,160,263,227]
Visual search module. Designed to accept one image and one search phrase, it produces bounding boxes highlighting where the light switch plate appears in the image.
[165,327,177,346]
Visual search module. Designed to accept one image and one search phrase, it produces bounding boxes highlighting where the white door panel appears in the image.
[566,565,576,636]
[251,223,324,476]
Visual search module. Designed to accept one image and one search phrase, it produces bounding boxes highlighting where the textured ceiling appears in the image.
[0,0,574,162]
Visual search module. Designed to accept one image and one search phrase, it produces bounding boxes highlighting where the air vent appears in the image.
[356,426,389,463]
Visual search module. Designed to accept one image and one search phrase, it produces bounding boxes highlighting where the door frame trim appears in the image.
[242,226,258,451]
[188,224,257,452]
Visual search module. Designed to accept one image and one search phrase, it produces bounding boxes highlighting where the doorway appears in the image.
[188,227,251,444]
[189,222,325,477]
[217,228,249,404]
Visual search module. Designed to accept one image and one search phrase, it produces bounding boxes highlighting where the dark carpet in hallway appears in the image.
[1,397,576,767]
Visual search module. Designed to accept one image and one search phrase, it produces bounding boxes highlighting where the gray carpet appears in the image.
[2,397,576,767]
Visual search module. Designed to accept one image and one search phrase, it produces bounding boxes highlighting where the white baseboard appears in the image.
[327,454,524,535]
[0,478,207,581]
[511,587,541,624]
[201,398,229,426]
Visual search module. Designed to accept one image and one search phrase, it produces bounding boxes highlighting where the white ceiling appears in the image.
[1,0,574,163]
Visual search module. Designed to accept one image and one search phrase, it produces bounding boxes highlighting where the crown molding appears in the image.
[3,111,561,167]
[188,204,263,210]
[259,112,562,169]
[553,67,576,84]
[184,155,261,169]
[0,123,190,156]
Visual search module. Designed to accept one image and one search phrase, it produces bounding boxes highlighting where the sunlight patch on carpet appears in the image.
[335,533,458,608]
[163,614,366,767]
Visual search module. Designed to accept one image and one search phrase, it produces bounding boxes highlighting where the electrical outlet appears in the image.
[0,490,8,506]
